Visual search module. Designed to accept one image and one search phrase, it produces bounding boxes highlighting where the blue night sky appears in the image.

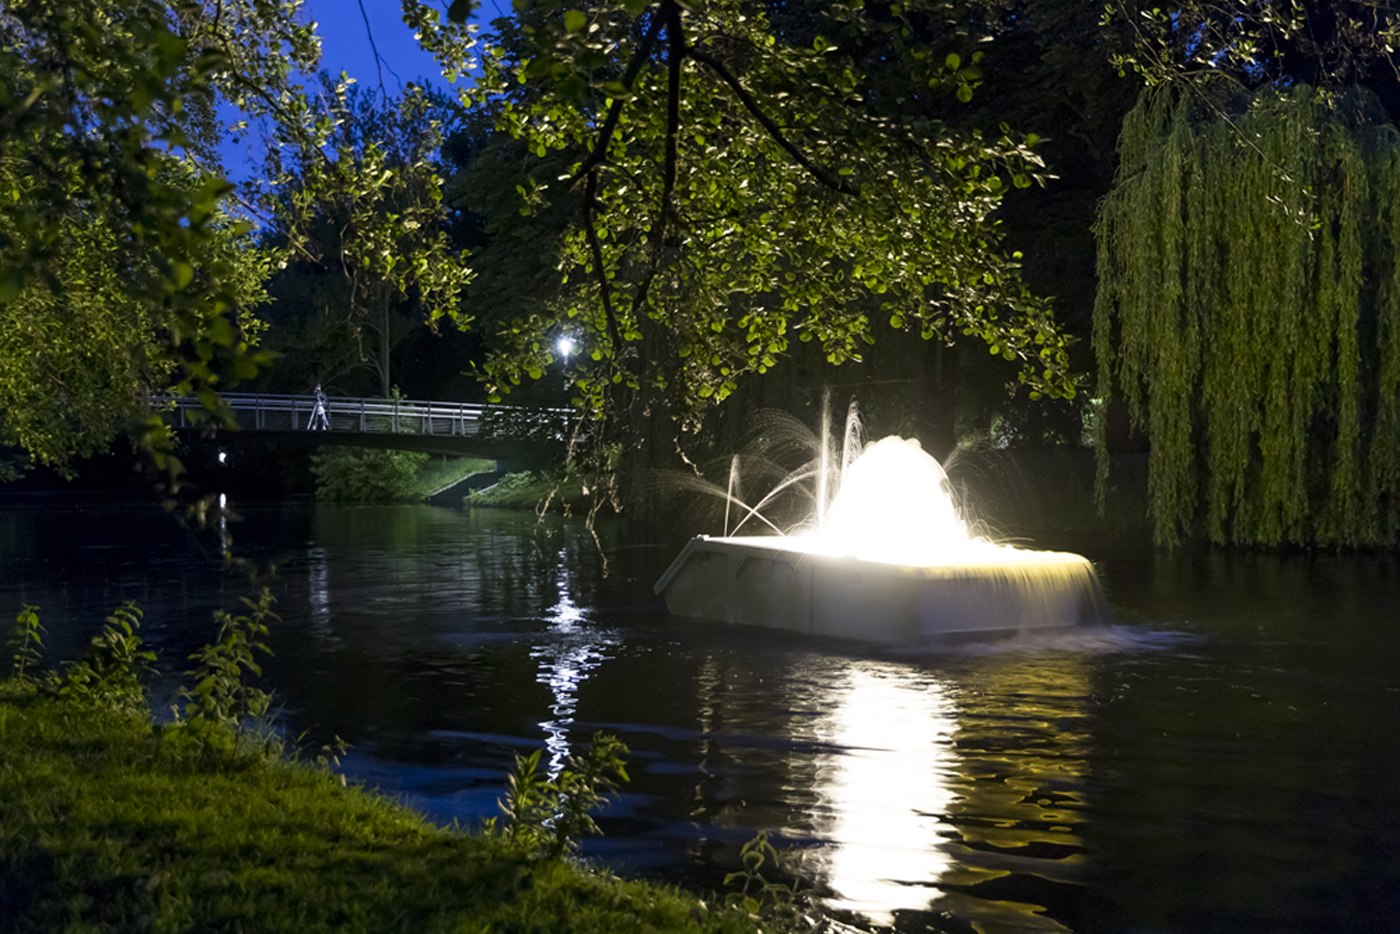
[307,0,522,86]
[220,0,510,179]
[308,0,447,90]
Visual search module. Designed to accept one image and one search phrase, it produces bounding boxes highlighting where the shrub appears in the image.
[8,604,44,681]
[488,732,630,859]
[57,602,156,716]
[311,447,430,501]
[165,589,279,764]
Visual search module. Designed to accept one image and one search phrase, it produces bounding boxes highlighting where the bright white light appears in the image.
[815,666,956,923]
[557,335,576,359]
[717,434,1087,571]
[799,436,987,566]
[217,450,227,464]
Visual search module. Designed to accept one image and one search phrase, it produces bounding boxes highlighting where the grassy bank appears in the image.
[468,469,595,513]
[0,595,759,933]
[312,449,495,503]
[0,678,761,933]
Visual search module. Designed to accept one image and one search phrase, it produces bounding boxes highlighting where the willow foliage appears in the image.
[1095,84,1400,547]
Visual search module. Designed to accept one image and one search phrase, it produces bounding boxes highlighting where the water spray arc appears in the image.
[655,400,1105,644]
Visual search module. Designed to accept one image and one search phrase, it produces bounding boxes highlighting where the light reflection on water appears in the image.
[532,555,618,775]
[5,500,1400,933]
[810,665,957,924]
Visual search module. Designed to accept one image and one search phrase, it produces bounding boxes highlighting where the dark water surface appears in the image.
[5,497,1400,932]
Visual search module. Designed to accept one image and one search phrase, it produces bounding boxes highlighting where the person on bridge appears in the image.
[308,384,330,430]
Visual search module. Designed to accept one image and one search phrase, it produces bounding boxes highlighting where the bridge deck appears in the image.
[156,393,575,464]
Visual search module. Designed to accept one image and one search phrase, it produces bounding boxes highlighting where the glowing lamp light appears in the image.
[557,335,576,360]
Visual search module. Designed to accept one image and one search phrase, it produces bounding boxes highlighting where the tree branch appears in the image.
[355,0,403,96]
[657,0,684,245]
[583,170,623,354]
[686,44,857,195]
[624,2,685,338]
[569,10,666,183]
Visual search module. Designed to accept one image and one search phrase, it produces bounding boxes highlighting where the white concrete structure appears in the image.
[655,536,1104,645]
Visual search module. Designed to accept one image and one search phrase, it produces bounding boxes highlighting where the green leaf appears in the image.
[0,267,25,302]
[945,52,961,70]
[563,10,587,33]
[171,261,194,289]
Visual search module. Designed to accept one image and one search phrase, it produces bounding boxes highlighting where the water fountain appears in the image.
[654,407,1105,644]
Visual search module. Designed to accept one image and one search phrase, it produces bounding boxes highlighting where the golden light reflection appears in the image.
[812,664,958,925]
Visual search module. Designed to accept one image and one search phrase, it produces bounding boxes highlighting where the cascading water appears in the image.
[806,436,975,566]
[655,402,1106,643]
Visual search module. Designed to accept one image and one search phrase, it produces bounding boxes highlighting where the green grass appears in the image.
[415,455,496,499]
[311,450,495,503]
[0,680,760,933]
[467,470,593,512]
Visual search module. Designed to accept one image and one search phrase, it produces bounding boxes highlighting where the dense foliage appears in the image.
[0,0,316,470]
[1094,83,1400,546]
[1101,0,1400,107]
[410,0,1078,449]
[310,446,431,501]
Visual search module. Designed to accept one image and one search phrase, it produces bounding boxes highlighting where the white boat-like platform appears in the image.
[654,535,1104,645]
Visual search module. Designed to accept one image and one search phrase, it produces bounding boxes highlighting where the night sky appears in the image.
[221,0,501,180]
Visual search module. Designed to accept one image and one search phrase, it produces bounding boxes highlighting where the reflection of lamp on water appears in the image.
[531,558,615,776]
[216,492,231,553]
[307,546,333,641]
[813,665,957,925]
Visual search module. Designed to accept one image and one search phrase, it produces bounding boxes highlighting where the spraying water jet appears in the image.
[655,405,1105,644]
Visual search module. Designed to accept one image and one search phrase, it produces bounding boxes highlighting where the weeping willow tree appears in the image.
[1094,84,1400,547]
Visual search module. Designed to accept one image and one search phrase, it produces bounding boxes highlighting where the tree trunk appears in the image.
[922,342,956,461]
[378,285,392,398]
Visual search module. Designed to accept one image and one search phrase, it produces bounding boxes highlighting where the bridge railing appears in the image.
[153,393,577,442]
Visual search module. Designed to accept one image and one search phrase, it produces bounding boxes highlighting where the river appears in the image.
[4,496,1400,932]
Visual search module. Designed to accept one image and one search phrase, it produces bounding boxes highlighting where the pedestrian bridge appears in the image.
[156,392,575,466]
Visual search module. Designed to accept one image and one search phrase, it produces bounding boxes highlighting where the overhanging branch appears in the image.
[569,10,666,184]
[583,170,623,354]
[686,44,856,196]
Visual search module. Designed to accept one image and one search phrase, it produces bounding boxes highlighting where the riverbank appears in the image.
[0,679,760,933]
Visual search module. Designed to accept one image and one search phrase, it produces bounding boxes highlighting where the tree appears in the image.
[0,187,273,468]
[1093,82,1400,547]
[408,0,1078,457]
[1101,0,1400,113]
[833,0,1142,447]
[0,0,317,472]
[262,78,474,398]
